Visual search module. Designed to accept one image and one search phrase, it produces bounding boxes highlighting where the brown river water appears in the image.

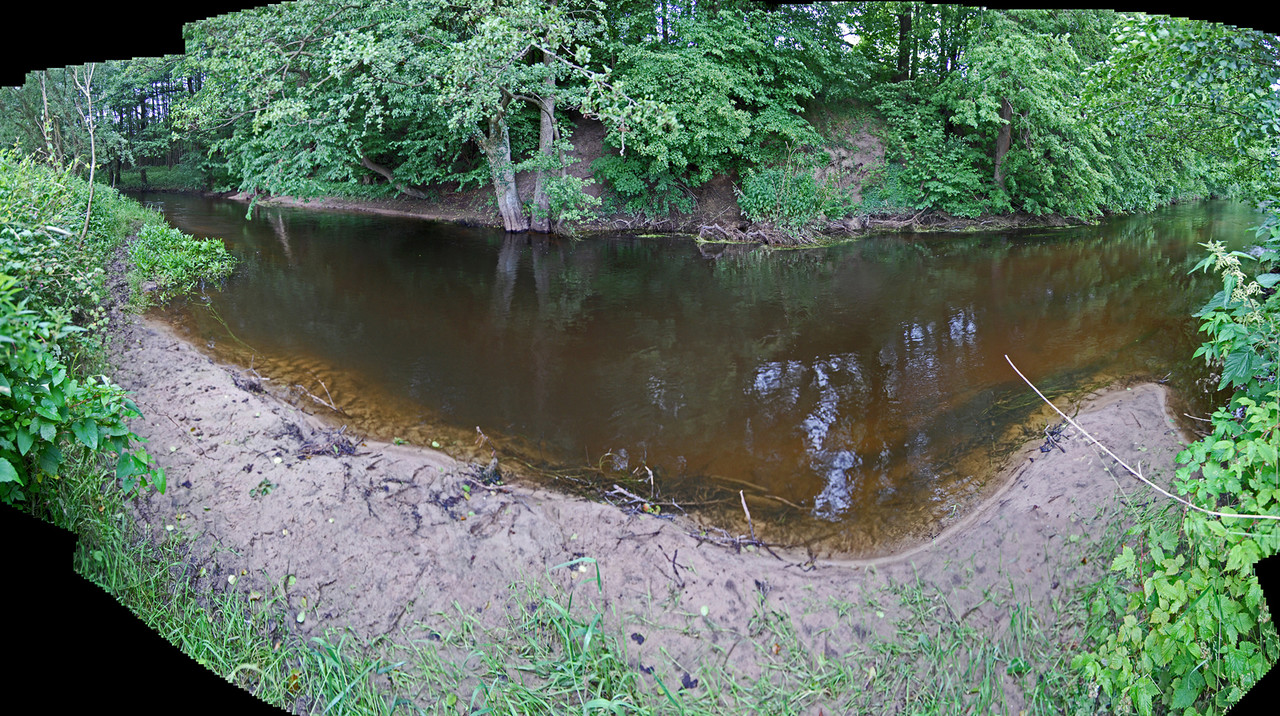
[136,194,1256,555]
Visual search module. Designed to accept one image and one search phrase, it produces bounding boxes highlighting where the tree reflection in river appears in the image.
[144,195,1256,553]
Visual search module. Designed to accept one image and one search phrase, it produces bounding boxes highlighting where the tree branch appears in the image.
[1006,355,1280,524]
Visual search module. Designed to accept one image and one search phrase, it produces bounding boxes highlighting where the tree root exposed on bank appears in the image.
[695,210,1084,247]
[697,222,823,246]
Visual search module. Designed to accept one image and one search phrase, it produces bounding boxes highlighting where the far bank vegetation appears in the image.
[3,2,1272,243]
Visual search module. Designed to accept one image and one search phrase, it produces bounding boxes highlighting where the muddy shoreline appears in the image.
[196,188,1094,241]
[109,295,1189,710]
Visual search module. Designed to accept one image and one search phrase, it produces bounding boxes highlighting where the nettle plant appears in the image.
[1073,235,1280,714]
[0,274,163,503]
[1,150,167,504]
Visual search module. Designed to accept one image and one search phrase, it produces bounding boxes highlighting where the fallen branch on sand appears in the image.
[297,425,358,457]
[684,490,790,559]
[1005,354,1280,523]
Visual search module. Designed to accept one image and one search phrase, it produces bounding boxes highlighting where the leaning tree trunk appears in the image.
[530,57,558,234]
[359,154,428,199]
[479,112,529,233]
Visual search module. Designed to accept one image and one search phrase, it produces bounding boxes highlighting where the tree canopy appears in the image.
[2,2,1276,234]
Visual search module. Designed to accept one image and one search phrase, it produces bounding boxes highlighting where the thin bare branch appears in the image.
[1005,354,1280,522]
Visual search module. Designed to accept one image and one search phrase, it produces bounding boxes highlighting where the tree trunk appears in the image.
[994,96,1013,191]
[358,154,428,199]
[479,113,529,233]
[73,64,96,247]
[530,53,558,234]
[894,10,913,82]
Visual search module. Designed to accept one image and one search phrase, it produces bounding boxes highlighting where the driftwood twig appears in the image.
[1005,354,1280,523]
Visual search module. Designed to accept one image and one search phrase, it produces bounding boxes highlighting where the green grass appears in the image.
[30,460,402,714]
[25,438,1153,715]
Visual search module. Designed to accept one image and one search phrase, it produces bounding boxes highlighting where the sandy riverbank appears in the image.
[108,293,1189,711]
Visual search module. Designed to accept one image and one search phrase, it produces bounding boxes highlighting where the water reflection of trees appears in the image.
[164,197,1259,536]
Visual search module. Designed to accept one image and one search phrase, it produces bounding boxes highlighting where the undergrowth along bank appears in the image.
[9,143,1280,714]
[0,147,1110,714]
[1068,233,1280,714]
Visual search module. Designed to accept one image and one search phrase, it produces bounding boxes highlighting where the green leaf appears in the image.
[1256,273,1280,288]
[70,420,98,451]
[1171,670,1205,709]
[116,452,140,480]
[1222,349,1261,388]
[16,429,34,456]
[37,444,61,476]
[1112,546,1137,577]
[0,458,22,485]
[1226,540,1262,572]
[39,420,56,443]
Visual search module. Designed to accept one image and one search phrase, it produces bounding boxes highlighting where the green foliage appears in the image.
[1083,13,1280,217]
[516,132,603,230]
[127,223,235,306]
[736,160,850,229]
[0,276,163,502]
[0,149,144,359]
[591,155,694,221]
[864,82,992,217]
[846,6,1269,221]
[540,173,601,230]
[858,163,914,214]
[601,5,827,188]
[0,150,168,504]
[56,1,1259,230]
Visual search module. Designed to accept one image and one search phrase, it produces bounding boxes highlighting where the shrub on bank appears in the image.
[1073,235,1280,713]
[0,274,160,502]
[0,149,232,505]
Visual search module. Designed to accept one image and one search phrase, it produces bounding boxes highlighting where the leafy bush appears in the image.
[128,223,236,305]
[516,136,604,231]
[1073,238,1280,714]
[1,151,119,361]
[0,149,172,505]
[592,155,695,222]
[736,166,825,228]
[858,163,916,214]
[0,275,163,503]
[542,173,602,230]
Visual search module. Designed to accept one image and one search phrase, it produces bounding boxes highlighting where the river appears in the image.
[134,194,1256,555]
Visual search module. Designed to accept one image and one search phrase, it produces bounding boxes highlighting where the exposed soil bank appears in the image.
[110,294,1189,711]
[191,111,1094,242]
[213,185,1092,242]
